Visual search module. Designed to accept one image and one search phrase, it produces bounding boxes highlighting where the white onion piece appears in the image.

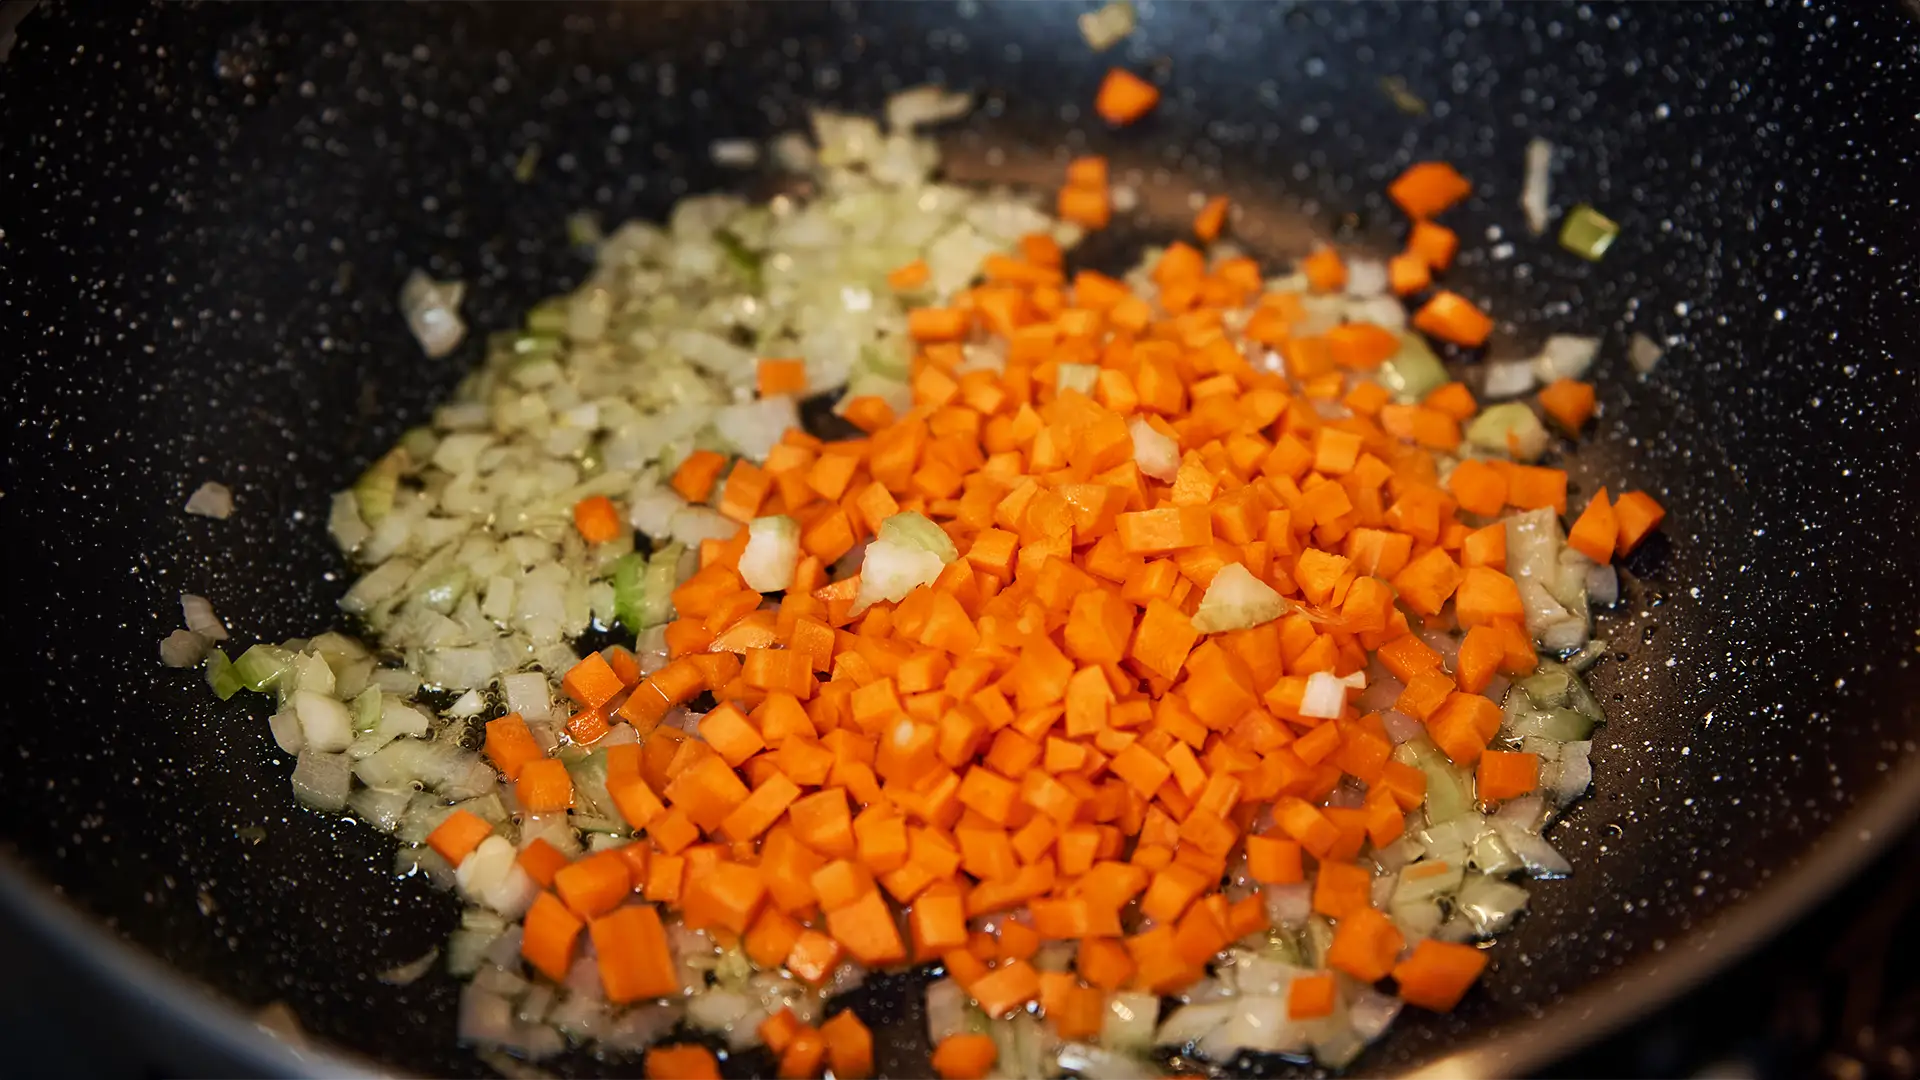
[669,506,741,547]
[1521,137,1552,235]
[268,710,305,755]
[1202,996,1303,1059]
[1263,882,1313,927]
[1356,675,1405,714]
[184,481,234,519]
[925,978,971,1045]
[885,85,972,132]
[160,629,209,668]
[1299,671,1349,719]
[1344,258,1388,298]
[1380,709,1424,745]
[1490,818,1573,877]
[1482,359,1538,399]
[293,690,354,753]
[1192,562,1289,633]
[1058,1044,1156,1080]
[498,672,552,722]
[1154,999,1236,1049]
[709,138,760,168]
[1549,740,1594,804]
[400,271,467,358]
[740,515,801,593]
[1630,332,1665,373]
[716,395,801,462]
[1100,990,1159,1052]
[180,594,229,641]
[1129,417,1180,481]
[290,750,351,812]
[1585,564,1620,607]
[1535,335,1601,382]
[1348,984,1404,1041]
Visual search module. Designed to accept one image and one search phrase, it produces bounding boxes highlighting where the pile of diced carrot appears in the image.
[425,154,1665,1078]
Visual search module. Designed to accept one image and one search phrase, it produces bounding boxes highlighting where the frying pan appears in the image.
[2,1,1917,1076]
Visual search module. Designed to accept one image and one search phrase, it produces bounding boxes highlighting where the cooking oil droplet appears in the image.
[1601,822,1625,839]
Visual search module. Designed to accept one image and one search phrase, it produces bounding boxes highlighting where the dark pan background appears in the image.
[1,2,1917,1077]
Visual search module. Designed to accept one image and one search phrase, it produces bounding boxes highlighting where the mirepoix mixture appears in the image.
[175,68,1663,1080]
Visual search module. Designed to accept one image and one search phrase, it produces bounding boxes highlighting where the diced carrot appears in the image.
[483,713,543,782]
[517,758,574,814]
[1412,290,1494,348]
[671,449,729,504]
[591,904,680,1003]
[1613,489,1667,554]
[821,1009,875,1080]
[1093,68,1159,126]
[1537,377,1597,433]
[1193,195,1230,243]
[1392,939,1489,1011]
[931,1033,999,1080]
[1301,247,1347,293]
[1476,750,1540,802]
[1407,220,1459,269]
[1288,973,1337,1019]
[573,495,624,544]
[553,850,634,919]
[1388,161,1473,219]
[646,1044,720,1080]
[758,358,809,398]
[425,808,492,867]
[1325,906,1405,982]
[888,259,931,292]
[1388,251,1432,295]
[1567,486,1618,564]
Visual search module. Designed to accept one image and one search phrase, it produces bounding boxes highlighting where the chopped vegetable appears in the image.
[1093,68,1159,126]
[184,481,234,519]
[1559,204,1620,261]
[183,92,1674,1077]
[1079,1,1137,52]
[1521,137,1553,235]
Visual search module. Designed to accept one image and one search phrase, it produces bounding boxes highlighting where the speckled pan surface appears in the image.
[1,1,1916,1076]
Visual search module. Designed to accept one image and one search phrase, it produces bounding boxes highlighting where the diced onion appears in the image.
[1521,137,1552,236]
[884,85,973,132]
[184,481,234,519]
[1630,332,1665,373]
[400,271,468,358]
[290,750,351,812]
[1079,0,1137,51]
[1482,360,1537,400]
[1191,563,1289,633]
[740,515,802,593]
[1534,335,1601,382]
[180,593,229,641]
[1128,417,1180,481]
[1100,989,1160,1052]
[160,629,210,668]
[1299,671,1349,720]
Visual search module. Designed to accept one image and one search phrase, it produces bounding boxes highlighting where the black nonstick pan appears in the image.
[2,2,1918,1077]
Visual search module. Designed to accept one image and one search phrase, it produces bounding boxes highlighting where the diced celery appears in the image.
[205,648,243,701]
[1559,204,1619,261]
[1466,402,1550,461]
[232,643,294,692]
[1378,332,1448,402]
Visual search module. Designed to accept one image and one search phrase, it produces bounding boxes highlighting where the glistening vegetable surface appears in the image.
[183,74,1658,1077]
[3,3,1918,1080]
